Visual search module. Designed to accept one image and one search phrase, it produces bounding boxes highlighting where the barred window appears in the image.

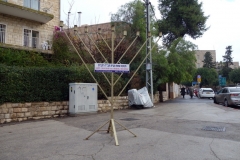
[24,29,39,48]
[0,24,6,43]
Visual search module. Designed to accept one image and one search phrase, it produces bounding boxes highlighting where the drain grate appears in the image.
[120,118,139,121]
[202,126,226,132]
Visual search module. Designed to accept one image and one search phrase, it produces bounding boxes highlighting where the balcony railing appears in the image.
[0,38,53,54]
[24,36,39,48]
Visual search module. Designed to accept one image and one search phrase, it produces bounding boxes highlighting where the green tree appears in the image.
[111,0,151,41]
[110,0,158,89]
[220,66,232,83]
[157,0,209,47]
[51,31,83,66]
[194,67,218,87]
[216,61,224,71]
[202,51,215,68]
[152,49,170,89]
[219,45,234,82]
[223,45,233,68]
[229,68,240,84]
[167,38,197,84]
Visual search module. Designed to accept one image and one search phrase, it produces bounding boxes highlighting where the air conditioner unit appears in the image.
[69,83,98,114]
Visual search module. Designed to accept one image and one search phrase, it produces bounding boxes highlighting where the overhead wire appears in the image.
[149,2,159,22]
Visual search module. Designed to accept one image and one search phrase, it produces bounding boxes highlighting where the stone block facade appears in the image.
[98,96,129,112]
[0,94,161,124]
[0,0,60,50]
[0,101,68,124]
[195,50,216,68]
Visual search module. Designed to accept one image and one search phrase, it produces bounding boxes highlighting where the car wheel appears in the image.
[224,99,229,107]
[213,98,218,104]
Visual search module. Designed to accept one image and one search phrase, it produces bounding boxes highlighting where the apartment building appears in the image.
[0,0,60,54]
[195,50,216,68]
[195,50,239,69]
[230,62,240,69]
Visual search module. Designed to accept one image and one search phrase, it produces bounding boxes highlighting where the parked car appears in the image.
[213,87,240,107]
[198,88,215,99]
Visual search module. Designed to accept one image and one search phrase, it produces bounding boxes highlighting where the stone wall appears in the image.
[98,96,130,112]
[0,94,160,124]
[0,101,69,124]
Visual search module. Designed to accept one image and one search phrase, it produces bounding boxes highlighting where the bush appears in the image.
[0,48,52,67]
[0,64,125,104]
[50,31,82,66]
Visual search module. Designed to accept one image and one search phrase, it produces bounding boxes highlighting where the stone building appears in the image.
[0,0,60,54]
[195,50,239,69]
[229,62,239,69]
[195,50,216,68]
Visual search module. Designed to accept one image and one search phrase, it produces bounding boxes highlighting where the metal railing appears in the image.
[24,35,39,48]
[32,37,39,48]
[1,33,52,51]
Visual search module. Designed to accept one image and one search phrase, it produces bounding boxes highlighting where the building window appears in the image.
[24,0,40,10]
[24,29,39,48]
[0,24,6,43]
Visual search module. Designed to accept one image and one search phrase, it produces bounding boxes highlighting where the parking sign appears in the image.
[197,75,201,83]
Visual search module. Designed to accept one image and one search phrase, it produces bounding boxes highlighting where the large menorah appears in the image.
[60,21,162,146]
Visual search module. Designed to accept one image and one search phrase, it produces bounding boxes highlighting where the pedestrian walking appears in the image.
[181,87,186,98]
[189,87,194,98]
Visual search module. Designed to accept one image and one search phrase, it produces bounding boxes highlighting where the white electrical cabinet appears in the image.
[69,83,98,114]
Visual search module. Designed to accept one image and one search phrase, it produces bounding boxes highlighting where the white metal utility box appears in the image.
[69,83,98,114]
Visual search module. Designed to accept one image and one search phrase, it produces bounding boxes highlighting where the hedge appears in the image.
[0,64,125,104]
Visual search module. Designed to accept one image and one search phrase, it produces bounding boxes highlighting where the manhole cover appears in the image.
[120,118,139,121]
[202,126,226,132]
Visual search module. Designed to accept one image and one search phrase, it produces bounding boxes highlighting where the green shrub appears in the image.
[0,48,52,67]
[0,64,125,104]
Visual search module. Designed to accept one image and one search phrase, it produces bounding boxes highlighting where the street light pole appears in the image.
[145,0,154,103]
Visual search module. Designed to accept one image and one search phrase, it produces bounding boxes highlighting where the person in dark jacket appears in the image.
[189,87,194,98]
[181,87,186,98]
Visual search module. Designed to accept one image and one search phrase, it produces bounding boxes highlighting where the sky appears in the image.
[60,0,240,63]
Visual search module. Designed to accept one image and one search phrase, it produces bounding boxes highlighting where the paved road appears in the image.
[1,96,240,160]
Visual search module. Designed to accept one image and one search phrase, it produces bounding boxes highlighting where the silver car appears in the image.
[213,87,240,107]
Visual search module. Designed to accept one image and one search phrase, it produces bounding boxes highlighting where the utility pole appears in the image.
[145,0,154,103]
[68,11,71,29]
[77,12,82,27]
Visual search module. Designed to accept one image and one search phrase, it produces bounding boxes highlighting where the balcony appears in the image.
[24,36,52,50]
[0,1,54,23]
[0,35,53,54]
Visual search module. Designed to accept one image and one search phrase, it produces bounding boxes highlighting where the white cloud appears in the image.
[188,0,240,62]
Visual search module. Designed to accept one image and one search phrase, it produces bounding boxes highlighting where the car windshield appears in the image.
[203,89,213,92]
[217,89,223,94]
[229,88,240,92]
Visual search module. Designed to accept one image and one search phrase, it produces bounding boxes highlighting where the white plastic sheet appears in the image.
[128,87,153,108]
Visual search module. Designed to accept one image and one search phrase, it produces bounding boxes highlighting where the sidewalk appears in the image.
[1,98,240,160]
